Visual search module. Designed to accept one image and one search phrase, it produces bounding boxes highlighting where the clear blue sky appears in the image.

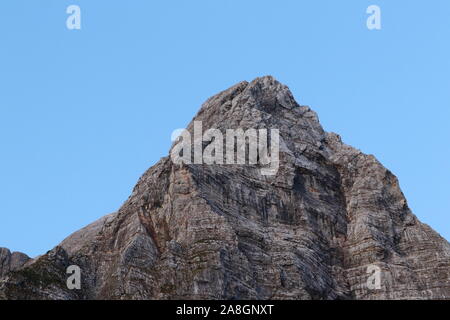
[1,1,449,257]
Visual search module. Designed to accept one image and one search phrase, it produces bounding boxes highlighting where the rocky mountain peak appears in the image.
[1,77,449,300]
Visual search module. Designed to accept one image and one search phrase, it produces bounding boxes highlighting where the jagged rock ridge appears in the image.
[1,76,449,300]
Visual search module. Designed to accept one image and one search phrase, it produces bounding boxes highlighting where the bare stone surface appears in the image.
[1,76,449,300]
[0,248,30,278]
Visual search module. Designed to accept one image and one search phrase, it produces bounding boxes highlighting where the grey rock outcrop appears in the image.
[1,76,449,300]
[0,248,30,277]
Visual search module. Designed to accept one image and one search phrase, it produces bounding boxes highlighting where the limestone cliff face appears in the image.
[1,76,449,300]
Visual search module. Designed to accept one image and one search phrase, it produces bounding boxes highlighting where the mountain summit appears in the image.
[1,76,449,300]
